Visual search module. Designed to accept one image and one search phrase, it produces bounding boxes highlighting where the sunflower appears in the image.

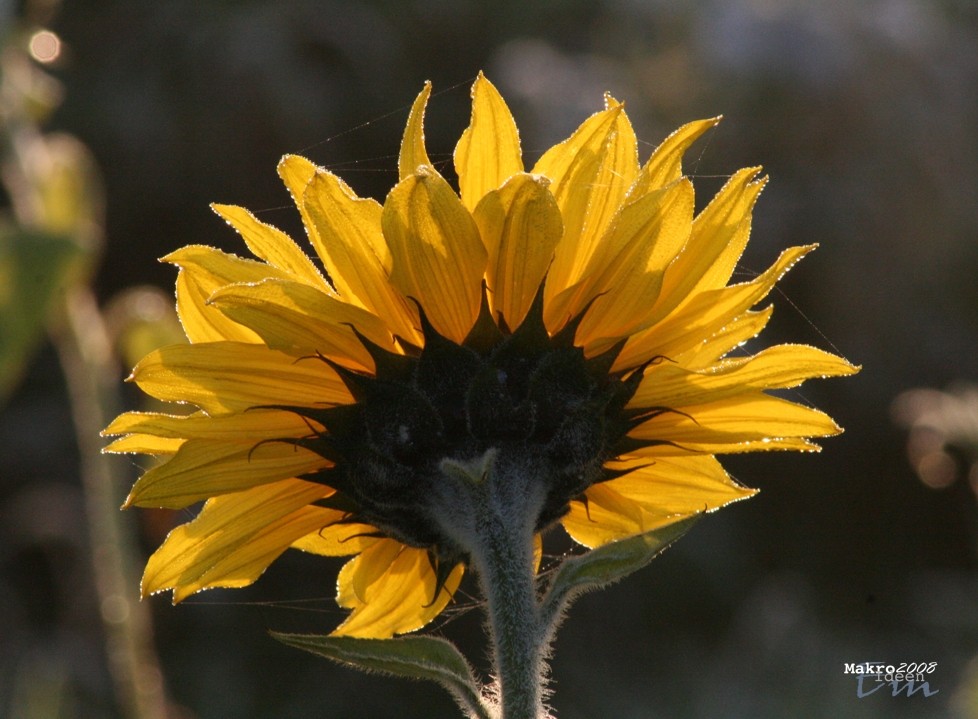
[103,73,856,640]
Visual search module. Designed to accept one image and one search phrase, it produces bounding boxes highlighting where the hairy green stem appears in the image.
[470,502,543,719]
[438,453,549,719]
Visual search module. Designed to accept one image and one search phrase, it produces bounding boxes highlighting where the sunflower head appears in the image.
[103,73,857,639]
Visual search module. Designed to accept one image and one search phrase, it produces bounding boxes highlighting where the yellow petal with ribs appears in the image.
[629,392,842,453]
[674,307,773,370]
[141,479,334,601]
[604,455,755,515]
[165,244,292,284]
[346,539,406,604]
[165,244,289,344]
[652,167,766,320]
[301,168,420,343]
[535,102,638,313]
[211,203,325,287]
[103,434,184,455]
[563,454,755,548]
[574,179,695,344]
[333,544,464,638]
[615,244,815,370]
[398,82,432,181]
[561,483,669,549]
[125,439,330,509]
[473,173,562,329]
[208,279,395,371]
[290,520,382,557]
[631,344,859,409]
[130,341,352,414]
[627,117,721,200]
[173,269,260,344]
[383,167,487,341]
[102,408,322,443]
[455,72,523,210]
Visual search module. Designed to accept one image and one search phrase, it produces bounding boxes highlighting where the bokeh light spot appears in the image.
[28,30,61,64]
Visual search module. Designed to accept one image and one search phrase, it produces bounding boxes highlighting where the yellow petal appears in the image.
[472,173,561,329]
[534,100,638,313]
[103,407,323,456]
[210,203,325,287]
[103,435,184,455]
[382,167,487,341]
[630,344,859,409]
[398,82,432,181]
[335,552,360,610]
[276,153,319,242]
[455,72,523,210]
[675,306,774,369]
[605,455,756,516]
[615,244,815,370]
[627,117,720,200]
[332,545,464,638]
[165,244,292,286]
[130,341,352,415]
[300,166,389,277]
[165,244,291,343]
[163,245,288,342]
[208,278,394,371]
[103,408,322,442]
[653,167,767,317]
[346,539,405,603]
[562,454,755,548]
[291,521,382,557]
[301,168,420,342]
[635,436,822,456]
[141,479,334,601]
[572,179,695,344]
[173,269,261,343]
[561,483,660,548]
[125,439,330,509]
[629,391,843,453]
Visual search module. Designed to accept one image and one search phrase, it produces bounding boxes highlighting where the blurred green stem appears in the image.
[51,285,168,719]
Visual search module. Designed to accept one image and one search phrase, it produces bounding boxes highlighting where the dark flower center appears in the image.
[266,286,669,571]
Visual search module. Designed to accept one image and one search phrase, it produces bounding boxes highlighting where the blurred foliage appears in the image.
[1,0,977,717]
[0,21,102,403]
[0,225,81,401]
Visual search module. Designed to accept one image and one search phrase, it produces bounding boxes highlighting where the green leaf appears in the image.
[270,632,491,719]
[0,225,87,404]
[541,515,701,627]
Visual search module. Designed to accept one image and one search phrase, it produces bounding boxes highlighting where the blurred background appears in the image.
[1,0,977,717]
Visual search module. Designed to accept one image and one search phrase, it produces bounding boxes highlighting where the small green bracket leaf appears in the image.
[540,515,701,629]
[270,632,491,719]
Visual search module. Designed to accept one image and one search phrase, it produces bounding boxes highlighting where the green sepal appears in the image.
[346,322,417,381]
[462,282,505,354]
[308,489,360,514]
[539,515,701,630]
[270,633,491,719]
[549,292,601,349]
[584,336,627,378]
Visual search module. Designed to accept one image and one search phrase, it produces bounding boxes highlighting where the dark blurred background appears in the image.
[2,0,977,717]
